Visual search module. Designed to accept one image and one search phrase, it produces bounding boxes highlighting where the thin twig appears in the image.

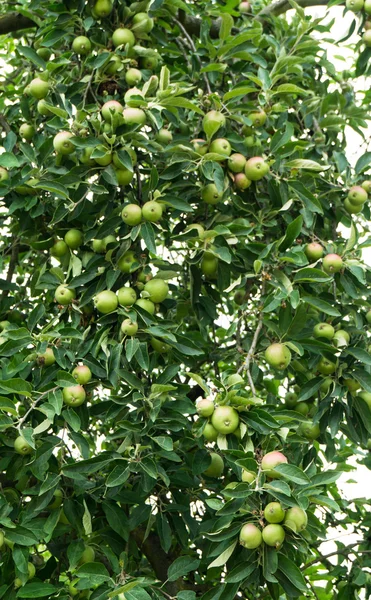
[173,18,212,95]
[237,281,266,396]
[1,236,19,301]
[16,386,58,432]
[135,165,142,202]
[303,542,362,570]
[82,69,98,109]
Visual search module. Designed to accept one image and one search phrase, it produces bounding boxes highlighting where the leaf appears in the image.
[277,554,307,593]
[355,151,371,174]
[294,268,331,283]
[140,222,157,254]
[0,378,32,397]
[187,372,211,395]
[168,556,201,582]
[302,296,341,317]
[33,181,69,199]
[106,464,130,487]
[345,347,371,366]
[270,123,294,153]
[219,13,234,40]
[159,97,204,115]
[208,540,237,569]
[279,216,302,251]
[273,84,308,95]
[285,159,330,172]
[353,369,371,393]
[345,221,358,253]
[56,371,78,387]
[297,377,324,402]
[4,526,38,546]
[17,583,58,598]
[272,464,310,485]
[0,153,19,168]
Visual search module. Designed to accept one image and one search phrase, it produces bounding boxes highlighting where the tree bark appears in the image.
[0,12,36,35]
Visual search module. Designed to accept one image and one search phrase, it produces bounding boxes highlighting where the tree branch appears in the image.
[1,236,19,302]
[257,0,332,18]
[0,12,36,35]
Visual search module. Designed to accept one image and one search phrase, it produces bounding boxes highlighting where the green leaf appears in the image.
[56,371,78,387]
[273,84,308,95]
[294,268,331,283]
[159,97,204,115]
[302,296,341,317]
[106,464,130,487]
[279,216,302,251]
[4,526,38,546]
[277,554,307,593]
[168,556,201,581]
[140,222,157,254]
[355,151,371,174]
[297,377,324,402]
[0,378,32,397]
[187,372,210,395]
[0,153,19,168]
[345,348,371,366]
[208,540,237,569]
[33,181,69,199]
[270,123,294,153]
[272,464,310,485]
[286,159,330,172]
[353,369,371,393]
[219,13,234,40]
[17,583,58,598]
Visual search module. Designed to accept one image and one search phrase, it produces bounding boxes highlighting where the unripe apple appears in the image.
[192,139,208,155]
[245,156,269,181]
[333,329,350,348]
[151,338,170,353]
[202,110,226,137]
[19,123,35,141]
[122,204,142,226]
[124,87,145,107]
[265,343,291,370]
[264,502,285,524]
[241,469,255,483]
[132,12,154,34]
[123,107,146,126]
[121,319,138,336]
[72,365,92,385]
[322,253,343,274]
[239,523,262,549]
[343,378,360,392]
[317,357,336,375]
[94,290,118,314]
[36,47,51,61]
[94,146,112,166]
[228,153,246,173]
[262,524,285,548]
[50,239,68,258]
[239,1,251,12]
[117,251,136,273]
[63,385,86,407]
[135,298,155,314]
[156,128,173,144]
[201,252,218,278]
[196,399,215,417]
[248,110,267,127]
[234,173,251,190]
[141,55,159,70]
[142,200,163,222]
[72,36,91,55]
[112,28,135,48]
[53,131,74,155]
[284,392,298,408]
[37,99,52,116]
[115,168,134,186]
[211,405,239,434]
[29,77,50,99]
[37,347,56,367]
[143,279,168,303]
[348,185,368,205]
[14,436,33,455]
[0,167,9,182]
[344,198,363,214]
[365,25,371,43]
[295,402,309,416]
[366,309,371,324]
[203,452,224,477]
[101,100,124,121]
[55,284,75,305]
[209,138,232,156]
[284,506,308,532]
[362,179,371,192]
[79,545,95,564]
[305,242,324,261]
[203,423,218,441]
[126,68,142,86]
[201,183,223,204]
[93,0,113,17]
[118,287,137,306]
[47,488,63,509]
[313,323,335,340]
[358,391,371,409]
[299,421,320,440]
[261,450,288,478]
[64,229,83,249]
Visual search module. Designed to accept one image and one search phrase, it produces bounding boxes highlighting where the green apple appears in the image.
[63,385,86,407]
[94,146,112,166]
[344,198,363,214]
[261,450,288,478]
[284,392,298,408]
[201,252,218,278]
[115,168,134,186]
[209,138,232,156]
[245,156,269,180]
[36,47,51,60]
[322,253,343,274]
[347,185,368,205]
[142,200,163,222]
[234,173,251,190]
[299,421,320,440]
[264,502,285,524]
[47,488,63,509]
[211,405,239,434]
[262,524,285,548]
[305,242,324,261]
[249,110,267,127]
[362,179,371,192]
[94,290,118,314]
[126,68,142,86]
[117,252,137,273]
[202,110,226,136]
[0,167,9,182]
[203,423,218,441]
[19,123,35,141]
[112,28,135,48]
[116,288,136,308]
[50,239,68,258]
[241,469,255,483]
[156,128,173,144]
[72,36,91,55]
[143,278,168,303]
[121,204,142,226]
[55,284,75,305]
[203,452,224,477]
[295,402,309,416]
[113,147,137,167]
[317,357,336,375]
[345,0,363,9]
[124,87,145,107]
[105,54,122,75]
[64,229,83,249]
[72,365,92,385]
[93,0,113,17]
[132,12,154,33]
[284,506,308,532]
[121,319,138,336]
[53,131,74,155]
[141,55,159,70]
[228,153,246,173]
[101,100,124,121]
[313,323,335,340]
[123,107,146,127]
[79,545,95,564]
[29,77,50,99]
[135,298,155,314]
[14,436,33,455]
[358,391,371,409]
[151,338,170,353]
[37,99,53,116]
[239,523,262,549]
[201,183,223,204]
[37,347,55,367]
[343,378,360,392]
[192,139,208,155]
[196,399,215,417]
[265,343,291,369]
[333,329,350,347]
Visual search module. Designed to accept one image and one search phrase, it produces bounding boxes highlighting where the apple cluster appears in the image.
[346,0,371,46]
[344,183,371,215]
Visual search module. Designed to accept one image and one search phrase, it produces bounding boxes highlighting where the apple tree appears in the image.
[0,0,371,598]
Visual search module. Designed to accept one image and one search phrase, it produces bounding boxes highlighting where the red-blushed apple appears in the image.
[261,450,288,478]
[305,242,324,261]
[348,185,368,205]
[322,253,343,274]
[234,173,251,190]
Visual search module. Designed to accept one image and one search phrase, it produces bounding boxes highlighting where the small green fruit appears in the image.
[262,524,285,548]
[239,523,262,549]
[117,287,137,306]
[64,229,83,250]
[14,436,33,455]
[121,319,138,336]
[94,290,118,314]
[264,502,285,524]
[203,453,224,477]
[201,183,223,204]
[142,200,162,222]
[122,204,142,226]
[72,36,91,55]
[196,399,215,417]
[72,365,92,385]
[143,279,169,303]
